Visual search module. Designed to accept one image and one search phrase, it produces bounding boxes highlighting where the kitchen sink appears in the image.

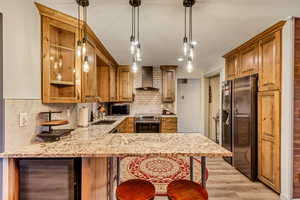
[92,120,117,125]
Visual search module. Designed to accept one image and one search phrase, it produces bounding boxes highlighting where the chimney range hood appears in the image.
[136,66,159,91]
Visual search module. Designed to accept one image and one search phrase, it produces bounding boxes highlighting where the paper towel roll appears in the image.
[78,107,89,127]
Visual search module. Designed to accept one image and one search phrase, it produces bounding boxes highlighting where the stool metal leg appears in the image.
[190,156,194,181]
[117,157,120,185]
[201,156,206,188]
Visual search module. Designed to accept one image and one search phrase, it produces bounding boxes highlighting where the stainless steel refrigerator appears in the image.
[222,75,258,181]
[233,75,258,181]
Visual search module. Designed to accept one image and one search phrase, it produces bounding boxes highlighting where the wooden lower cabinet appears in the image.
[161,117,177,133]
[117,117,135,133]
[258,91,281,192]
[81,158,108,200]
[9,158,109,200]
[126,117,135,133]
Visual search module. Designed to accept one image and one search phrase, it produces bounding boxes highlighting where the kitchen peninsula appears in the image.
[1,116,231,200]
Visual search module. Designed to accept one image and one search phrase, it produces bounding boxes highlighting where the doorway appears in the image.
[177,79,201,133]
[208,75,220,142]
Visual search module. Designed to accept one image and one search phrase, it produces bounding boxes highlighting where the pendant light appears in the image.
[182,0,196,73]
[129,0,142,73]
[76,0,90,72]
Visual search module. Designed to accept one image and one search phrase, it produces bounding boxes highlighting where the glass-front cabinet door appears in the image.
[42,16,81,103]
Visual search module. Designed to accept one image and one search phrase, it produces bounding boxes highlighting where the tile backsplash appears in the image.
[4,67,175,151]
[131,66,175,114]
[4,99,77,151]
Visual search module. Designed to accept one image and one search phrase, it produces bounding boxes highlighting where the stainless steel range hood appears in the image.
[136,66,159,91]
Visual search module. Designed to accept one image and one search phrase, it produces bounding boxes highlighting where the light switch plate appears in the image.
[19,113,28,127]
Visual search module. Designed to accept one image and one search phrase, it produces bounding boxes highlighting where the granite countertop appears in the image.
[0,116,232,158]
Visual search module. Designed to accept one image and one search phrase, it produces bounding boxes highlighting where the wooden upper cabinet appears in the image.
[118,66,133,102]
[110,66,118,102]
[258,31,282,91]
[225,53,239,80]
[41,16,81,103]
[239,43,259,77]
[258,90,281,192]
[161,66,177,103]
[97,66,110,102]
[37,3,120,104]
[82,38,98,102]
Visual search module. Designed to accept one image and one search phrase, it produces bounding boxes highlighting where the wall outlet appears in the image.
[19,113,29,127]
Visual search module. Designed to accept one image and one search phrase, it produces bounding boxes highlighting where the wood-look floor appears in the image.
[155,158,279,200]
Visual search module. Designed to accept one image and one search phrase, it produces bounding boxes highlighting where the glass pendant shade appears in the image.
[77,41,82,57]
[129,0,142,73]
[83,56,89,73]
[182,0,196,73]
[132,61,138,73]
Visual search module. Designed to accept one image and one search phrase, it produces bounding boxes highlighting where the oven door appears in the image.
[135,122,160,133]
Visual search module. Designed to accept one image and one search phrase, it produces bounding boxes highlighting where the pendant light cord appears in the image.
[184,7,187,39]
[83,6,87,39]
[132,6,134,38]
[78,5,81,40]
[133,7,136,40]
[137,6,140,41]
[189,7,192,43]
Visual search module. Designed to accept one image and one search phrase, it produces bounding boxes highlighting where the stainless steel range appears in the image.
[135,114,161,133]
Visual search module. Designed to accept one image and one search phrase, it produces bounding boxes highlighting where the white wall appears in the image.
[0,0,41,99]
[177,64,204,79]
[281,17,294,200]
[200,65,224,137]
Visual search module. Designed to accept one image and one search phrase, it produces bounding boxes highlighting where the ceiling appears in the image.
[36,0,300,72]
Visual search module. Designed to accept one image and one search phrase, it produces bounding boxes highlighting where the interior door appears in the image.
[208,76,220,142]
[177,79,201,133]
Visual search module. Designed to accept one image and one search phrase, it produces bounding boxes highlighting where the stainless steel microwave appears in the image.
[111,104,130,115]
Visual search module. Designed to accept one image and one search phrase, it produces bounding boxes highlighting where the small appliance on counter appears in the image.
[98,104,107,120]
[78,107,89,127]
[162,109,175,115]
[110,103,130,115]
[37,111,74,142]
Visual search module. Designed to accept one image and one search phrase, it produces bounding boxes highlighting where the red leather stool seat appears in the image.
[167,180,208,200]
[116,179,155,200]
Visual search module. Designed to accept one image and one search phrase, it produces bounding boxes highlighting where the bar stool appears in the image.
[167,180,208,200]
[116,179,155,200]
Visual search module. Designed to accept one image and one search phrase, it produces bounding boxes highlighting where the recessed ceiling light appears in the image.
[177,58,184,62]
